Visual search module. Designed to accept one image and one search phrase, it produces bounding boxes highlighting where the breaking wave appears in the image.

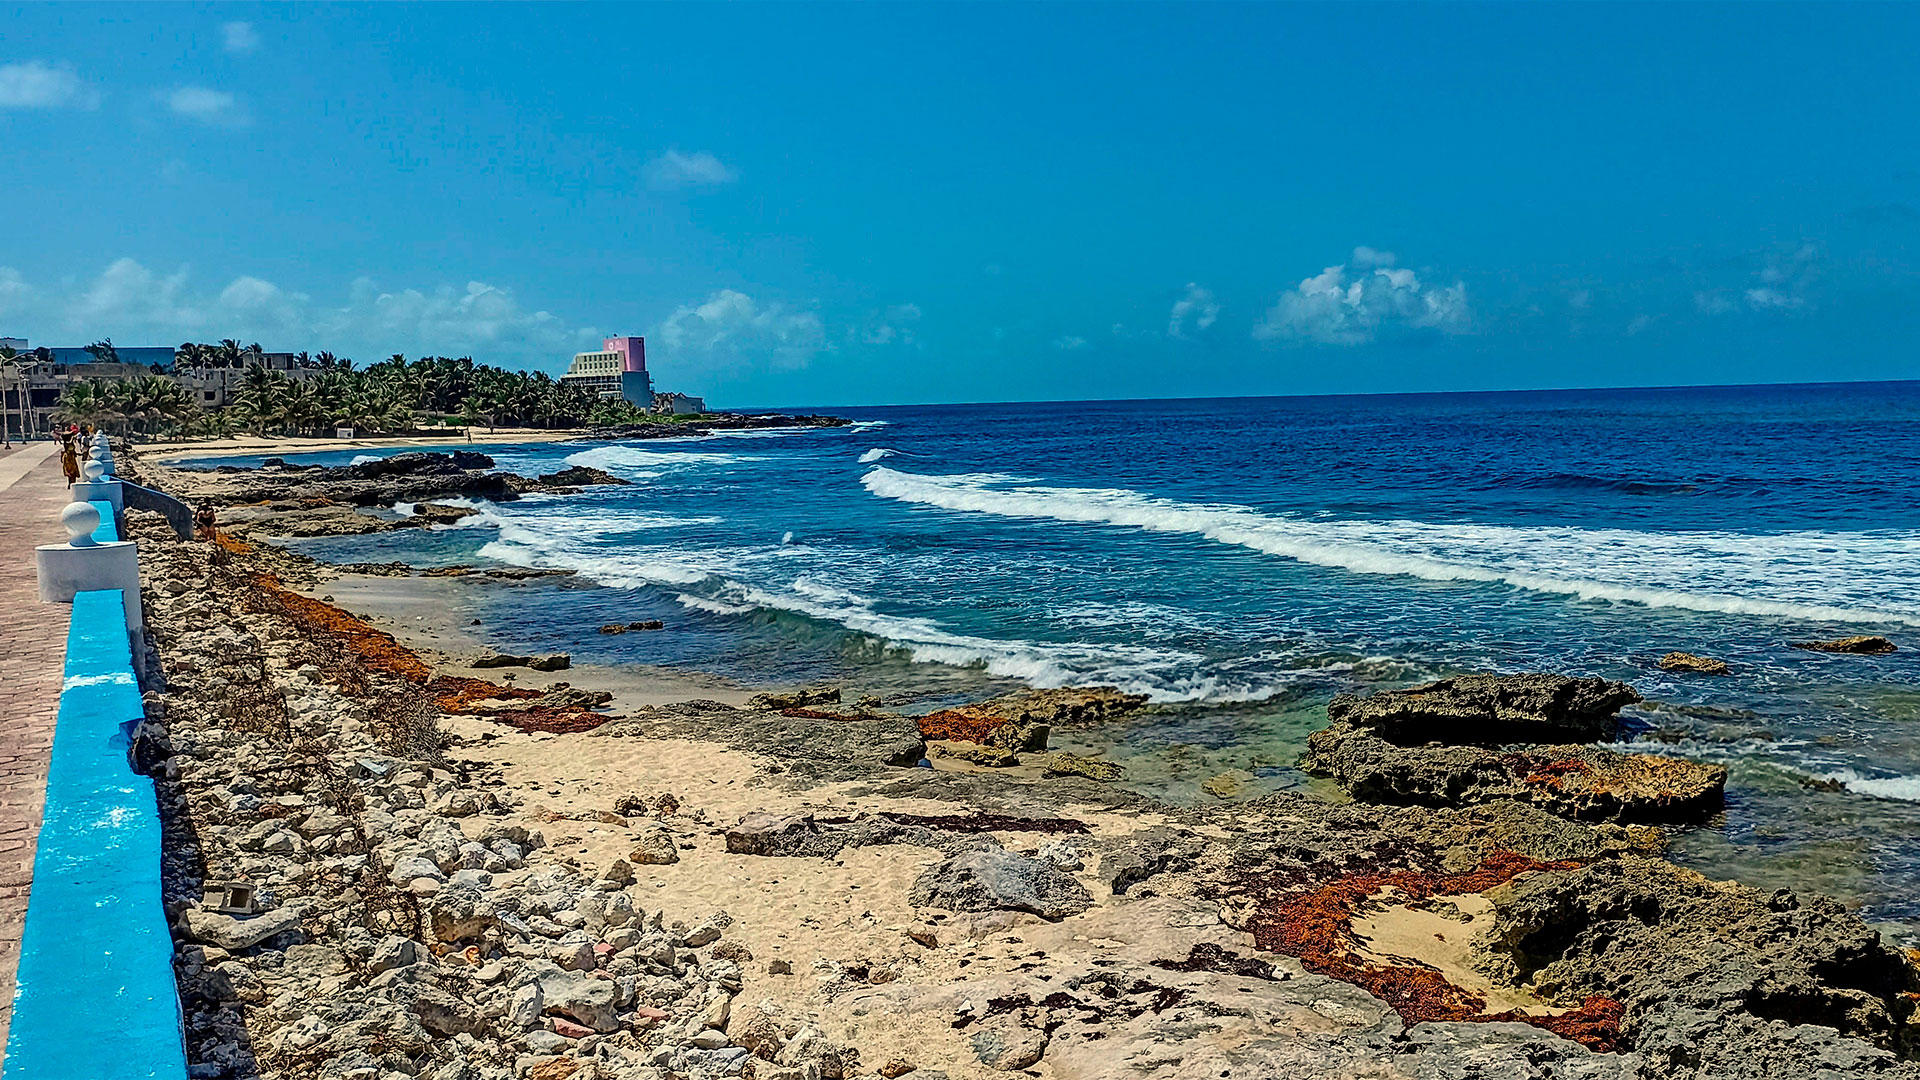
[563,445,759,476]
[1819,769,1920,804]
[861,467,1920,626]
[858,447,896,463]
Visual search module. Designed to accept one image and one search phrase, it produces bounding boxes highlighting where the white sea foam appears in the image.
[848,420,891,431]
[350,454,381,466]
[1818,769,1920,803]
[564,445,758,475]
[862,467,1920,626]
[858,447,896,464]
[675,593,757,615]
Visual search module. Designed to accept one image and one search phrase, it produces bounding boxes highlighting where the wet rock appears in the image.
[528,653,571,672]
[1328,672,1642,746]
[525,465,628,489]
[472,652,533,669]
[1303,722,1727,823]
[1041,752,1124,782]
[1200,770,1254,799]
[599,620,665,634]
[182,907,301,950]
[1793,635,1897,655]
[909,847,1092,920]
[1659,651,1730,674]
[919,687,1143,747]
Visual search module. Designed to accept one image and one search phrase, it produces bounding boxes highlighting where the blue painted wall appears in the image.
[4,589,186,1079]
[87,500,118,544]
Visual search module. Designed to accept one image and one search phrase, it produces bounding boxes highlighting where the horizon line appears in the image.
[736,374,1920,414]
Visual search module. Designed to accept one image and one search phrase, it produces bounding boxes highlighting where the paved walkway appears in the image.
[0,446,77,1060]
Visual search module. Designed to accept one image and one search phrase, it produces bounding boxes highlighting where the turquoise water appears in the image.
[190,382,1920,934]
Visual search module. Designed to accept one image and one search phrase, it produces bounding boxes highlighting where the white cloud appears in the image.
[1255,247,1470,345]
[1743,286,1804,311]
[165,85,250,127]
[0,267,35,318]
[1052,335,1089,351]
[0,259,589,358]
[0,61,97,109]
[656,289,824,369]
[221,22,261,55]
[1695,243,1820,316]
[861,303,922,346]
[1167,282,1220,338]
[643,150,737,191]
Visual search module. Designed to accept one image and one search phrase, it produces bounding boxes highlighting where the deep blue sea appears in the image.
[187,382,1920,936]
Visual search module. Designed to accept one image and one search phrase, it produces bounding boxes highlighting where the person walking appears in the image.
[57,425,80,487]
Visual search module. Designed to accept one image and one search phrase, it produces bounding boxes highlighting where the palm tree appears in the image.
[83,339,120,364]
[57,379,116,431]
[233,365,289,434]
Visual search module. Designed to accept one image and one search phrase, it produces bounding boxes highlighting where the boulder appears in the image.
[969,1022,1049,1071]
[535,968,621,1033]
[182,907,301,951]
[909,848,1092,920]
[1326,672,1642,746]
[1792,635,1897,655]
[426,881,498,943]
[629,827,680,865]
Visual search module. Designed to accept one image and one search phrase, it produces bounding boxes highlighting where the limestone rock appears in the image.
[1792,635,1896,655]
[969,1023,1048,1071]
[1302,722,1727,823]
[183,907,301,950]
[629,828,680,865]
[1659,651,1730,674]
[926,740,1020,767]
[1327,672,1642,745]
[535,968,621,1033]
[909,847,1092,920]
[1200,769,1253,799]
[1041,752,1123,782]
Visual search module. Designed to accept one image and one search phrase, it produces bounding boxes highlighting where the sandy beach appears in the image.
[148,427,595,464]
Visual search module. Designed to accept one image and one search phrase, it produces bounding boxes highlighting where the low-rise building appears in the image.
[560,335,652,405]
[652,392,706,415]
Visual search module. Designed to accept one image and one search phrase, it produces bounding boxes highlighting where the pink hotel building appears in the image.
[559,335,652,405]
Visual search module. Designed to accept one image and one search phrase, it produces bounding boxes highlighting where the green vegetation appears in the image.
[50,343,704,440]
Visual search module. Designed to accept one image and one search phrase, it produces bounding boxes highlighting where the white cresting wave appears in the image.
[858,447,896,463]
[1819,769,1920,804]
[563,445,759,475]
[862,467,1920,626]
[469,500,1290,702]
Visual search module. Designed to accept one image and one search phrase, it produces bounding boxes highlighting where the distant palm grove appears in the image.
[10,339,691,439]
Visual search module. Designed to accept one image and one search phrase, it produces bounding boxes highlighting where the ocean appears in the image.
[188,381,1920,937]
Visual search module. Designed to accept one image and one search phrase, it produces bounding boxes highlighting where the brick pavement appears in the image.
[0,449,79,1061]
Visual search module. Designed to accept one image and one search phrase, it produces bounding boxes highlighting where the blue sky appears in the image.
[2,3,1917,407]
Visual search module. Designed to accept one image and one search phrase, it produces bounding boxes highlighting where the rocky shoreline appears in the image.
[120,450,1920,1080]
